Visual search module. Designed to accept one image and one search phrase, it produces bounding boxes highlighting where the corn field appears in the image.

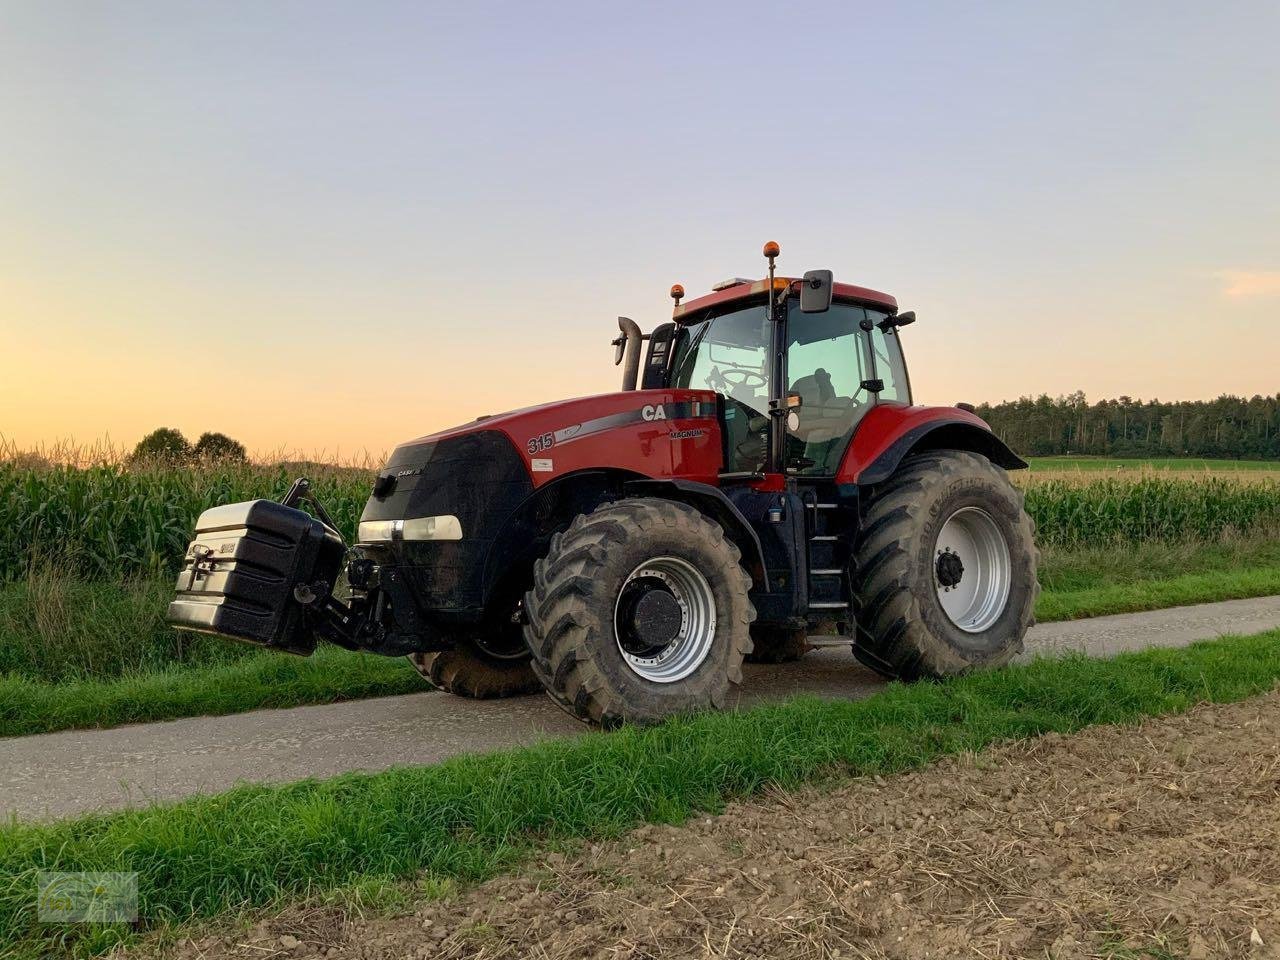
[0,460,373,582]
[1,458,1278,581]
[1021,474,1280,547]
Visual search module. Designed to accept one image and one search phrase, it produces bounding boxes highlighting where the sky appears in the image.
[2,0,1278,458]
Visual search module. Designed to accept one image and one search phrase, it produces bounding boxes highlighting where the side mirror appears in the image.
[800,269,834,313]
[879,310,916,330]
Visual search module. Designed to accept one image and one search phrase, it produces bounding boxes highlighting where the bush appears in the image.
[193,432,247,462]
[130,428,190,464]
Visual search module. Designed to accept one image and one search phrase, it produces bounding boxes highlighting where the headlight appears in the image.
[356,519,399,543]
[357,515,463,543]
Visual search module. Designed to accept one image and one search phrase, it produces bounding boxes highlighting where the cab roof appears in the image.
[672,277,897,324]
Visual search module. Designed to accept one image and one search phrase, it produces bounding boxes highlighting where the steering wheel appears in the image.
[714,369,767,392]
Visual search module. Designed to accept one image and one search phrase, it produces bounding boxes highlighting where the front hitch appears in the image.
[168,477,442,657]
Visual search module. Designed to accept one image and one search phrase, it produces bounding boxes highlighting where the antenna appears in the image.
[763,241,780,319]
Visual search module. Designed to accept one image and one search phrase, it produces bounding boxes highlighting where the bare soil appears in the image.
[151,691,1280,960]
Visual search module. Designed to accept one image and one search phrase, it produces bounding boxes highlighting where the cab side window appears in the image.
[867,321,911,403]
[785,304,874,475]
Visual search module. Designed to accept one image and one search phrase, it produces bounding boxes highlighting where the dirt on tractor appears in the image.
[152,690,1280,960]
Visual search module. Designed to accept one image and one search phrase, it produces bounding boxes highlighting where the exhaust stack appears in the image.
[616,316,643,390]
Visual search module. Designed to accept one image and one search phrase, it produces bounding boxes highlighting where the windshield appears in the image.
[671,305,771,472]
[671,305,770,409]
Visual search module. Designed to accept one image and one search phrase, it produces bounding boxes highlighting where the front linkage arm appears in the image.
[279,477,448,657]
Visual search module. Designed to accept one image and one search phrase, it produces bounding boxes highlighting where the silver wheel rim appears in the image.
[934,506,1011,633]
[614,556,717,683]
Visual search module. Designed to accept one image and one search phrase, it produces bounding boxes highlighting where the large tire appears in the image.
[524,498,755,727]
[852,450,1039,680]
[746,624,811,663]
[408,630,540,699]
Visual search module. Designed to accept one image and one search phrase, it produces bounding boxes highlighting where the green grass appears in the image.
[0,569,252,683]
[1036,566,1280,622]
[1029,456,1280,471]
[2,629,1279,960]
[0,646,425,739]
[1036,532,1280,621]
[0,568,426,739]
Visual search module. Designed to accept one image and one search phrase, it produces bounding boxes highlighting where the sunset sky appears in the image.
[2,1,1278,458]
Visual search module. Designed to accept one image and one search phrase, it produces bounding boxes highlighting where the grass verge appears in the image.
[0,647,423,740]
[1037,566,1280,621]
[2,629,1280,959]
[1036,532,1280,621]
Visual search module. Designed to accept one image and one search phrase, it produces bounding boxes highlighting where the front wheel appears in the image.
[524,498,755,727]
[852,450,1039,680]
[408,620,540,699]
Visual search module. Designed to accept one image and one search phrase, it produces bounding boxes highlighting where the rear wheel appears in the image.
[408,614,539,699]
[524,498,755,726]
[852,450,1038,680]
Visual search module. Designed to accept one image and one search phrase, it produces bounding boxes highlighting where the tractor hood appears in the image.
[366,388,724,520]
[355,388,722,621]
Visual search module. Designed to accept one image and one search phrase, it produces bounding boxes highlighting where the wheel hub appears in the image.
[614,557,717,684]
[935,549,965,588]
[631,590,683,647]
[933,506,1012,633]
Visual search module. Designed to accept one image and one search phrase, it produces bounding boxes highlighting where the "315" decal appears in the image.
[527,432,555,454]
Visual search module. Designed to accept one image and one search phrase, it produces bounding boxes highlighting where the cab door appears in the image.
[784,303,879,476]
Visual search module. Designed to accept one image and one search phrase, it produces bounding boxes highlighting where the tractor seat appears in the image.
[789,369,836,406]
[791,401,863,443]
[789,369,864,444]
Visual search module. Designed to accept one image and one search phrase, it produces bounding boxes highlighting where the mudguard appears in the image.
[837,404,1027,487]
[623,478,768,588]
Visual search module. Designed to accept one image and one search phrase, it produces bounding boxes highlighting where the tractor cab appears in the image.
[665,295,912,476]
[619,244,918,480]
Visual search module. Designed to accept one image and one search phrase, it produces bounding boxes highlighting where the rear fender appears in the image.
[839,405,1027,487]
[623,478,768,589]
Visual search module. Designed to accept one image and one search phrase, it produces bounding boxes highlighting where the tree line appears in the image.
[975,392,1280,459]
[131,428,246,463]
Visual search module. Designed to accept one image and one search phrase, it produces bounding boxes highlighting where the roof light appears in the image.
[711,277,752,291]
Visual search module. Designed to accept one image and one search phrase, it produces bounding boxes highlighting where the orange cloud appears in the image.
[1215,269,1280,299]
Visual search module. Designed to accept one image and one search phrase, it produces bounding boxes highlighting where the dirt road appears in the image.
[149,681,1280,960]
[4,594,1280,822]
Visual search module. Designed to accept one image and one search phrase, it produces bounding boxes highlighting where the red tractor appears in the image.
[170,243,1038,726]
